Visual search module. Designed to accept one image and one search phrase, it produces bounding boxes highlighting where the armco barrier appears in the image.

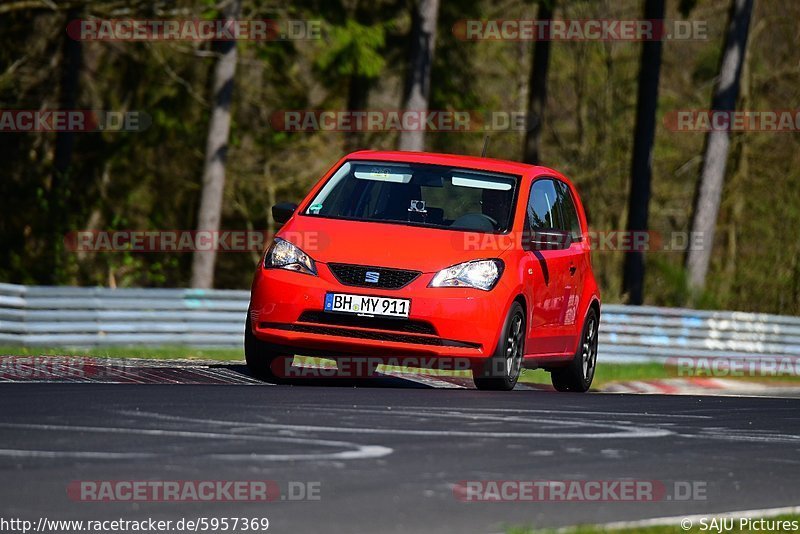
[0,283,248,348]
[1,283,798,363]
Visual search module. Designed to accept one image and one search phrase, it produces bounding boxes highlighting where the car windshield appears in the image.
[303,160,518,233]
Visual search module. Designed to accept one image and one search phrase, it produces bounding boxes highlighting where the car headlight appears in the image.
[429,259,503,291]
[263,238,317,276]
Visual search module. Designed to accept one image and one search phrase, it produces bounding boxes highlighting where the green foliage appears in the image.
[646,257,719,309]
[0,0,797,316]
[315,20,387,78]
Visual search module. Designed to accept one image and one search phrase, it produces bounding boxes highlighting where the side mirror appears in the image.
[272,202,298,224]
[528,229,572,251]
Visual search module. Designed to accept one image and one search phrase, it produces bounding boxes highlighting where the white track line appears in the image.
[0,422,393,461]
[127,409,673,439]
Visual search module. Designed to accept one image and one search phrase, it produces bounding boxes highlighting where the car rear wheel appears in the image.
[244,316,284,381]
[551,308,598,392]
[472,302,525,391]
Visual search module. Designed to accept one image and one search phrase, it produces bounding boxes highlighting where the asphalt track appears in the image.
[1,358,799,533]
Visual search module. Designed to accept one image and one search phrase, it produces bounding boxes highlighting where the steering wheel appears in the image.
[451,213,498,232]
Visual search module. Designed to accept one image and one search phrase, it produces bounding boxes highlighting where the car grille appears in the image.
[327,263,421,289]
[260,322,480,349]
[298,311,437,335]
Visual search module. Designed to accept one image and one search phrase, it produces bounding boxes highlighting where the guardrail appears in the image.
[1,283,798,363]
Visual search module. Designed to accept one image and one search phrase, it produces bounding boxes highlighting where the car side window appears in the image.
[526,179,560,231]
[554,181,582,240]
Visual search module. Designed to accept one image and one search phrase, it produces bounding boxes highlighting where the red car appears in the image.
[246,151,600,391]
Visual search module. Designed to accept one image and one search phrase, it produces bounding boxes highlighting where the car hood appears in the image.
[279,216,514,273]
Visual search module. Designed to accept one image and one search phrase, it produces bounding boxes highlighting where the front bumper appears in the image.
[249,263,511,361]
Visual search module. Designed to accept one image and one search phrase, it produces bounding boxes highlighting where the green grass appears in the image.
[519,362,673,388]
[506,514,800,533]
[519,363,800,387]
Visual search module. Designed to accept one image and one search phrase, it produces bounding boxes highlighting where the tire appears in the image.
[472,302,526,391]
[244,315,284,381]
[551,308,598,392]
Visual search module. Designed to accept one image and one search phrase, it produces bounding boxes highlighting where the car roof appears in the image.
[345,150,563,181]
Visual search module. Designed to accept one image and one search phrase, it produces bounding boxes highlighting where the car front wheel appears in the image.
[551,308,598,392]
[472,302,526,391]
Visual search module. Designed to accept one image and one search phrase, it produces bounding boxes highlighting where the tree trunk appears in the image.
[190,0,241,289]
[344,73,371,152]
[398,0,440,152]
[621,0,665,305]
[48,7,82,284]
[685,0,754,290]
[522,0,555,165]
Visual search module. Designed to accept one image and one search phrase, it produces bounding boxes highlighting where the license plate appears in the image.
[324,293,410,318]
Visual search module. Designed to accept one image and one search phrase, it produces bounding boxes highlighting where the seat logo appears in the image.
[364,271,380,284]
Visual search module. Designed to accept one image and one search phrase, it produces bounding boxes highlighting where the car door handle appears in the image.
[569,265,577,276]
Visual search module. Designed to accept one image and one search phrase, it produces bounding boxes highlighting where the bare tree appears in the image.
[49,7,83,284]
[685,0,754,290]
[621,0,665,305]
[398,0,440,152]
[191,0,241,289]
[522,0,555,165]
